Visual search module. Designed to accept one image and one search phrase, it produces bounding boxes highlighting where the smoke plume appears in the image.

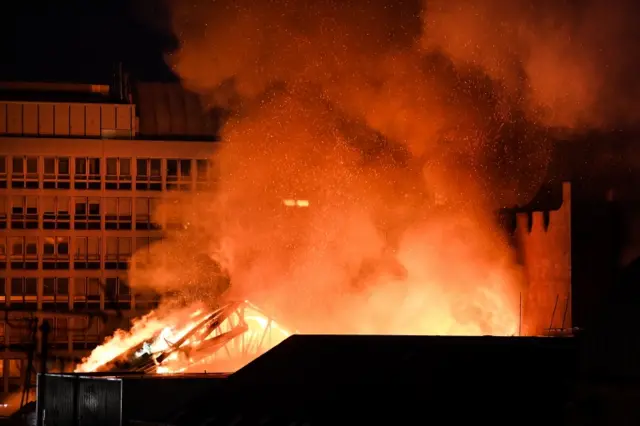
[129,0,640,335]
[421,0,640,129]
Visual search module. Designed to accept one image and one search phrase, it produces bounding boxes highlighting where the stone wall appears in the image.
[516,182,572,335]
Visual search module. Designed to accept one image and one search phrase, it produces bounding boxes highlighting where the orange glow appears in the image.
[72,0,597,376]
[76,301,291,374]
[75,305,201,373]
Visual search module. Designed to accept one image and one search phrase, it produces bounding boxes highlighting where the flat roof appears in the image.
[41,372,230,380]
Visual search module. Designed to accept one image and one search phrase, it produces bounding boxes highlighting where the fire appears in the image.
[75,301,291,374]
[74,309,181,373]
[75,0,554,377]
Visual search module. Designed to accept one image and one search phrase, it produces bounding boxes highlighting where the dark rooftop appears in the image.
[49,371,230,380]
[134,82,220,140]
[172,335,580,426]
[229,334,578,386]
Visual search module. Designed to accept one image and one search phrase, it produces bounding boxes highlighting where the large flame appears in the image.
[76,301,291,374]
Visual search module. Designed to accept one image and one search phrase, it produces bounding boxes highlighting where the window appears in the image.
[0,238,6,270]
[42,278,70,310]
[0,156,6,189]
[105,158,132,190]
[72,316,100,342]
[73,277,101,310]
[0,278,5,304]
[135,237,150,267]
[135,158,162,191]
[74,197,101,230]
[43,157,71,189]
[196,159,210,190]
[43,237,70,270]
[134,236,162,270]
[105,198,132,230]
[11,196,38,229]
[166,159,192,190]
[9,237,38,270]
[135,198,161,230]
[11,157,22,174]
[165,199,182,230]
[42,196,71,230]
[11,278,38,296]
[9,277,37,310]
[106,237,131,270]
[9,317,33,345]
[180,160,192,179]
[0,196,7,229]
[9,360,23,377]
[74,157,101,190]
[105,277,131,310]
[74,237,101,270]
[70,316,84,342]
[41,317,69,342]
[11,156,38,189]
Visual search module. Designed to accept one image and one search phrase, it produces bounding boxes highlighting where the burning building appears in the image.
[10,1,640,416]
[8,0,640,422]
[0,71,574,405]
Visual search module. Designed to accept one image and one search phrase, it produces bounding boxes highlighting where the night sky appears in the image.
[0,0,177,83]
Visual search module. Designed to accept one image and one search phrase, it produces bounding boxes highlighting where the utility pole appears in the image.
[36,319,50,426]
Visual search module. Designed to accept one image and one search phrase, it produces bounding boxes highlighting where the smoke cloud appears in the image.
[421,0,640,129]
[128,0,640,335]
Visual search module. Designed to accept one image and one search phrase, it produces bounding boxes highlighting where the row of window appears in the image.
[0,236,161,270]
[0,359,28,380]
[0,196,181,230]
[0,277,122,297]
[0,357,93,388]
[0,156,212,191]
[0,277,158,310]
[0,314,104,345]
[0,356,96,389]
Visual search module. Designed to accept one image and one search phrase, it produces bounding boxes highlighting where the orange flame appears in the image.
[75,301,291,374]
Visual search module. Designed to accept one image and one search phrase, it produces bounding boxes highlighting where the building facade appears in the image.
[0,81,218,396]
